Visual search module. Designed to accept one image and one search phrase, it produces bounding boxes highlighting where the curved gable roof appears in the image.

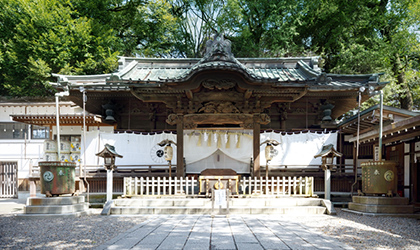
[51,34,385,93]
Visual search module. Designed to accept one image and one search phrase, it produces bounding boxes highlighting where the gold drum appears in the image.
[361,160,397,195]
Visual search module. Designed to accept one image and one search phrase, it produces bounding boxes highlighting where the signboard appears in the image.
[374,145,379,161]
[214,189,227,208]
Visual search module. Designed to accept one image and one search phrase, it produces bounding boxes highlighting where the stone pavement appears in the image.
[0,198,25,214]
[95,215,353,250]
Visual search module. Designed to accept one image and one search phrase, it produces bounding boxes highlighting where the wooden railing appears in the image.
[259,164,355,177]
[28,163,353,194]
[29,164,176,178]
[123,176,314,197]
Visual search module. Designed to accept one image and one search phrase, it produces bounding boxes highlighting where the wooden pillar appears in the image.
[410,141,417,202]
[176,117,184,177]
[253,120,260,177]
[353,142,357,176]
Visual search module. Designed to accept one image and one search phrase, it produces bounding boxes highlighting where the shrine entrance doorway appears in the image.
[187,149,250,175]
[183,129,253,176]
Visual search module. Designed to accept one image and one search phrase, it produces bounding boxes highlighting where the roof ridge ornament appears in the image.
[316,72,332,84]
[200,33,235,63]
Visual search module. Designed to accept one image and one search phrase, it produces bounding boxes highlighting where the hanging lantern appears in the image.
[164,144,173,162]
[260,139,280,180]
[158,139,177,177]
[265,144,276,161]
[261,139,280,162]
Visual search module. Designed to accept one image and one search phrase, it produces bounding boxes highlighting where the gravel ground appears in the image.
[295,209,420,250]
[0,208,419,249]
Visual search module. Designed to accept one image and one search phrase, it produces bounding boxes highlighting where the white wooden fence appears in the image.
[124,177,197,196]
[123,176,313,197]
[240,176,313,196]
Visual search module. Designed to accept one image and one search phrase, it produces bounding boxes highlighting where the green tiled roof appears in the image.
[51,34,385,92]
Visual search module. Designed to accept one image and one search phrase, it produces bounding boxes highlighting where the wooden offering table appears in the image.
[199,169,239,196]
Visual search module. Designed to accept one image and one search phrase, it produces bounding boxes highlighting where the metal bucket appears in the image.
[361,160,397,195]
[39,161,76,196]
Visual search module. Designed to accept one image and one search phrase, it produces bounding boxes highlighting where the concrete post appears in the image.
[106,169,113,202]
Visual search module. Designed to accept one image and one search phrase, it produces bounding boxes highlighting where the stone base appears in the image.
[348,196,415,214]
[16,196,90,219]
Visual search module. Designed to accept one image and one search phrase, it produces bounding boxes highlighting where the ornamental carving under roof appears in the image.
[198,101,240,114]
[202,79,236,90]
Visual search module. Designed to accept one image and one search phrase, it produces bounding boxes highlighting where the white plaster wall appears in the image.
[0,140,44,178]
[52,125,114,135]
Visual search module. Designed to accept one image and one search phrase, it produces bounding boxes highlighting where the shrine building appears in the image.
[49,34,386,179]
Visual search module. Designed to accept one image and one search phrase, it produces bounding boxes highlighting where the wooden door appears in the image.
[0,162,18,198]
[386,144,404,195]
[414,158,420,203]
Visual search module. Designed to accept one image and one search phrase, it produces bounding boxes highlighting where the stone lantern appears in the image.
[96,144,123,202]
[314,144,342,200]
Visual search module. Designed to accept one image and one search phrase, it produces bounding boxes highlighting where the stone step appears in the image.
[114,198,207,207]
[348,202,415,214]
[352,196,410,205]
[114,198,323,208]
[27,196,85,206]
[232,198,322,207]
[110,206,326,215]
[16,210,91,219]
[24,203,89,214]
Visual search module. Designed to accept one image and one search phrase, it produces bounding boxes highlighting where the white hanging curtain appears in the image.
[260,131,338,166]
[82,130,337,171]
[82,131,177,166]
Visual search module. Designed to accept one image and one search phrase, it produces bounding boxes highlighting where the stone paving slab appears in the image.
[95,215,354,250]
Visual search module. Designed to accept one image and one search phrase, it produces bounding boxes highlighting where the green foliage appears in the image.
[0,0,419,110]
[0,0,119,96]
[295,0,420,110]
[224,0,306,57]
[73,0,178,57]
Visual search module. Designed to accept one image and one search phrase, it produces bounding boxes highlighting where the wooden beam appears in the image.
[382,130,420,144]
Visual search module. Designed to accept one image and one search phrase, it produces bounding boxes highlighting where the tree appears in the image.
[1,0,419,109]
[73,0,179,57]
[222,0,305,57]
[380,0,420,110]
[296,0,420,110]
[169,0,232,58]
[0,0,119,96]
